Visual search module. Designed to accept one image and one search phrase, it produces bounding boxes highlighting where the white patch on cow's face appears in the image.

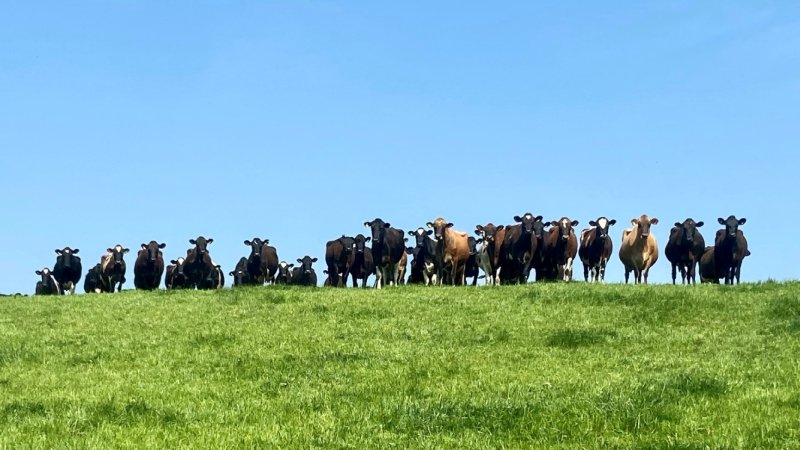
[561,218,569,227]
[177,257,185,264]
[279,261,288,268]
[598,218,608,229]
[114,245,123,252]
[42,268,50,275]
[524,213,532,220]
[64,249,71,254]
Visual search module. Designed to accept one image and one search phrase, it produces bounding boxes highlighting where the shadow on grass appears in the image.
[545,328,618,348]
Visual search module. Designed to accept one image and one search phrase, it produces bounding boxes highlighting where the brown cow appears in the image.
[541,217,579,281]
[618,215,659,284]
[426,217,470,285]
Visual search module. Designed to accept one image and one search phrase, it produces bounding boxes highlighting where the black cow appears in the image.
[203,265,224,289]
[699,246,719,284]
[714,216,749,285]
[165,256,190,289]
[406,228,437,285]
[325,235,355,288]
[229,257,251,287]
[348,234,374,288]
[186,236,215,290]
[465,236,480,286]
[290,256,318,286]
[501,214,544,284]
[275,261,294,285]
[134,241,166,290]
[84,263,104,293]
[260,242,279,285]
[100,244,129,292]
[665,218,705,284]
[364,218,405,289]
[35,268,60,295]
[474,224,504,286]
[578,217,617,283]
[244,238,267,285]
[53,247,82,295]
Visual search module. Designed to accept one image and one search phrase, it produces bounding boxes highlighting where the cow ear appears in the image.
[650,218,659,225]
[106,248,113,253]
[244,240,251,246]
[738,218,746,225]
[170,260,178,264]
[447,223,454,228]
[364,221,371,228]
[571,220,579,227]
[514,216,522,223]
[696,221,704,227]
[73,248,80,253]
[608,220,616,226]
[496,225,504,231]
[36,270,43,275]
[475,225,484,233]
[403,237,409,243]
[476,238,484,244]
[311,257,318,263]
[717,218,725,225]
[123,248,130,253]
[426,230,433,236]
[474,229,482,236]
[264,239,269,245]
[297,258,303,264]
[159,243,166,249]
[674,222,681,228]
[407,230,414,236]
[384,223,391,228]
[55,249,63,254]
[631,219,638,226]
[207,238,214,244]
[551,221,559,227]
[535,215,543,221]
[589,220,597,226]
[189,239,197,245]
[141,244,147,250]
[426,222,433,228]
[228,271,235,276]
[365,237,371,242]
[288,264,294,268]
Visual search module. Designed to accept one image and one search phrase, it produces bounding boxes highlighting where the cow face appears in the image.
[296,256,318,274]
[409,228,433,247]
[467,236,478,256]
[550,217,579,241]
[718,216,746,238]
[674,218,704,243]
[588,217,617,239]
[35,268,52,280]
[170,257,187,276]
[475,224,504,244]
[365,219,391,245]
[229,264,248,286]
[277,261,294,281]
[426,218,453,241]
[338,235,355,255]
[244,238,264,259]
[514,213,543,236]
[631,215,659,239]
[105,244,130,267]
[353,234,371,254]
[140,241,166,263]
[189,236,213,255]
[55,247,80,268]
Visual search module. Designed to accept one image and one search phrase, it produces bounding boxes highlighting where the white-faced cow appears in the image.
[35,268,60,295]
[665,218,705,284]
[84,263,104,293]
[541,217,579,282]
[348,234,374,288]
[618,215,659,284]
[229,257,251,287]
[100,244,130,292]
[275,261,294,285]
[474,223,504,286]
[165,256,190,289]
[364,218,405,289]
[714,216,749,285]
[53,247,82,295]
[407,228,437,285]
[134,241,166,290]
[578,217,617,283]
[427,217,470,286]
[185,236,215,290]
[291,256,318,286]
[325,235,355,288]
[501,214,545,284]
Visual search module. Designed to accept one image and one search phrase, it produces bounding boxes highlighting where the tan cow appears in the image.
[426,217,470,285]
[618,215,659,284]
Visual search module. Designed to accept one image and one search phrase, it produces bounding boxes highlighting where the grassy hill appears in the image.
[1,283,799,448]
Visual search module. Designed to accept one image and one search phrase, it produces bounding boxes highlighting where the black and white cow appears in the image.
[100,244,129,293]
[165,256,190,289]
[84,263,104,293]
[229,257,251,287]
[53,247,82,294]
[365,218,405,288]
[274,261,294,285]
[35,268,60,295]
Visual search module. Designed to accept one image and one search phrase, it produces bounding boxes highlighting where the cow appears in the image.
[290,256,318,286]
[474,224,504,286]
[243,238,268,285]
[348,234,374,288]
[618,215,659,284]
[426,217,470,286]
[699,246,719,284]
[205,265,224,289]
[578,217,617,283]
[714,216,749,285]
[325,235,355,288]
[465,236,480,286]
[275,261,294,285]
[133,241,166,290]
[53,247,82,295]
[185,236,215,290]
[665,218,705,285]
[100,244,129,292]
[229,257,251,287]
[541,217,579,282]
[84,263,104,293]
[500,214,545,284]
[165,256,190,289]
[260,241,279,285]
[35,268,60,295]
[322,270,332,287]
[364,218,405,289]
[397,242,408,285]
[407,228,437,285]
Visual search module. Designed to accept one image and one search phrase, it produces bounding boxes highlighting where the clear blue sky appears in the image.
[1,2,798,293]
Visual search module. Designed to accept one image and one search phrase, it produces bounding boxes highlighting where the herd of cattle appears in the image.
[31,214,750,295]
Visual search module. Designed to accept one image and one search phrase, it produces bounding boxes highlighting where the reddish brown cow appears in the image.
[426,217,470,285]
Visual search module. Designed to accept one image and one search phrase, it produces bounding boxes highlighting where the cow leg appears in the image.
[670,263,677,284]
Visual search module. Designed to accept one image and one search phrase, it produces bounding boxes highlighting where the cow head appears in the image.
[365,218,391,245]
[105,244,130,267]
[189,236,213,255]
[55,247,80,268]
[674,218,704,243]
[277,261,294,282]
[475,223,504,244]
[140,241,166,263]
[244,238,265,260]
[353,234,371,254]
[296,256,318,274]
[550,217,579,241]
[170,257,187,277]
[408,228,434,248]
[338,235,355,255]
[514,213,544,237]
[631,215,658,239]
[35,268,53,281]
[718,216,746,239]
[426,217,452,241]
[467,236,478,256]
[229,260,249,286]
[588,217,617,239]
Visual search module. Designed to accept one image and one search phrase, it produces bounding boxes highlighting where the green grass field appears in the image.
[1,282,799,448]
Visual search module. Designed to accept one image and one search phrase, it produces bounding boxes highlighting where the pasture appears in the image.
[1,282,799,448]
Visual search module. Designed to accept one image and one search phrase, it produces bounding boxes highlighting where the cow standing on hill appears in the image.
[474,224,504,286]
[275,261,294,285]
[290,256,318,286]
[465,237,480,286]
[365,218,405,289]
[618,215,659,284]
[101,245,129,292]
[665,219,705,284]
[348,234,374,288]
[407,228,437,285]
[229,257,251,287]
[541,217,579,282]
[427,217,470,286]
[165,256,190,289]
[35,268,60,295]
[84,263,104,293]
[501,214,544,284]
[579,217,616,283]
[185,236,216,290]
[134,241,166,290]
[325,235,355,288]
[53,247,82,295]
[714,216,749,285]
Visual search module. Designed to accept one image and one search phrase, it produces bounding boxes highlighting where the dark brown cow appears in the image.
[100,244,130,292]
[134,241,166,290]
[714,216,749,285]
[474,223,504,286]
[325,235,355,288]
[364,218,405,288]
[185,236,215,290]
[665,218,705,284]
[578,217,617,283]
[290,256,318,286]
[348,234,374,288]
[542,217,579,281]
[501,214,545,284]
